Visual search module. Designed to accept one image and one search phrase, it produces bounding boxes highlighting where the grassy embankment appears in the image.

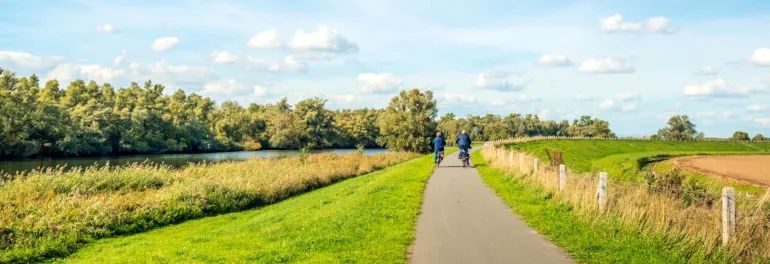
[61,153,437,263]
[508,139,770,193]
[490,139,770,261]
[0,152,419,263]
[472,151,702,263]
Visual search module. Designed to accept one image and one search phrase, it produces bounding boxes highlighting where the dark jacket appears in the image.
[455,133,471,148]
[433,136,446,151]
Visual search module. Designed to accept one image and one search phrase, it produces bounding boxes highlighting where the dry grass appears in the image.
[0,151,418,263]
[483,144,770,262]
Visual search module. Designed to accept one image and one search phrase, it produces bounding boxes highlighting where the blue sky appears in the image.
[2,0,770,137]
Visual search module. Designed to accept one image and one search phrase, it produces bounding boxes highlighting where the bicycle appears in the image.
[459,148,470,167]
[435,150,444,166]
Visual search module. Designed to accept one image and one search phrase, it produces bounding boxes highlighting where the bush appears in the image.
[732,131,750,141]
[753,134,766,141]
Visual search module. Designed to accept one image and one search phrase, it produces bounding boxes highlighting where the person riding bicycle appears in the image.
[455,130,472,159]
[432,131,446,164]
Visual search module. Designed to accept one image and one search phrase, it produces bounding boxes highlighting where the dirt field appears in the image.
[672,155,770,186]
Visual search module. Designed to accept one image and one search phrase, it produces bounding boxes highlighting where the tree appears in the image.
[568,116,614,138]
[377,89,437,152]
[295,98,334,149]
[753,134,766,141]
[656,115,697,140]
[732,131,750,141]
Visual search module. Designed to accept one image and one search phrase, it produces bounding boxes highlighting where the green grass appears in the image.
[509,139,770,182]
[59,154,435,263]
[471,151,731,264]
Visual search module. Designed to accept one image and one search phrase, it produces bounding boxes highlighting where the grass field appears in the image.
[0,152,418,263]
[507,139,770,182]
[60,153,436,263]
[471,151,720,263]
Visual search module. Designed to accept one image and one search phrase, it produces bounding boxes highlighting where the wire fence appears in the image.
[481,139,770,261]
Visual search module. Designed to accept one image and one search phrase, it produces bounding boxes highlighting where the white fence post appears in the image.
[596,172,608,211]
[558,164,566,192]
[722,187,736,246]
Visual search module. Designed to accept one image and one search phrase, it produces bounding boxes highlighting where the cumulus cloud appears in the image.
[0,50,61,72]
[247,29,282,49]
[113,50,126,65]
[537,54,572,67]
[290,26,358,54]
[46,63,126,83]
[695,66,718,76]
[747,104,768,112]
[443,93,479,105]
[600,14,678,34]
[358,73,401,93]
[755,117,770,126]
[246,55,307,73]
[211,51,238,64]
[683,78,755,98]
[329,94,358,104]
[151,36,180,51]
[578,57,634,73]
[598,93,641,112]
[202,79,249,95]
[474,70,528,91]
[146,61,216,86]
[96,24,119,33]
[751,48,770,66]
[253,84,268,96]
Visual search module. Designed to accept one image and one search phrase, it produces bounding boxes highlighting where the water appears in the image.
[0,149,388,175]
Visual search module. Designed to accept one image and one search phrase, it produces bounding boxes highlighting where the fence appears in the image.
[482,138,770,261]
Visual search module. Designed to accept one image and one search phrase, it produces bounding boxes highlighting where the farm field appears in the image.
[62,153,436,263]
[0,152,418,263]
[671,155,770,186]
[507,139,770,182]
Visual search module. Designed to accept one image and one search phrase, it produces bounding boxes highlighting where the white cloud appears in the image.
[211,51,238,64]
[46,63,126,83]
[578,57,634,73]
[146,61,216,86]
[290,26,358,54]
[683,78,755,98]
[253,85,268,96]
[246,55,307,73]
[247,29,282,49]
[202,79,249,95]
[747,104,768,112]
[755,117,770,127]
[599,14,677,33]
[151,36,180,51]
[0,50,61,71]
[575,94,596,102]
[113,50,126,65]
[599,93,641,112]
[329,94,358,104]
[695,66,718,76]
[750,48,770,66]
[513,94,540,103]
[622,103,638,112]
[537,54,571,67]
[599,99,616,109]
[443,93,479,105]
[474,70,527,91]
[358,73,401,93]
[96,24,118,33]
[617,92,641,102]
[281,55,307,72]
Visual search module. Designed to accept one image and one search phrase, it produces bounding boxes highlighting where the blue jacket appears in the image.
[433,136,446,151]
[456,133,471,148]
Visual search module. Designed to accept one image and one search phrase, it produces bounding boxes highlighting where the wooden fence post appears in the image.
[596,172,608,211]
[532,158,539,174]
[508,152,514,170]
[518,153,524,171]
[722,187,736,246]
[558,164,566,192]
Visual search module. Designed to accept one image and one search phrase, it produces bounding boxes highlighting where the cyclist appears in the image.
[455,130,472,160]
[432,131,446,165]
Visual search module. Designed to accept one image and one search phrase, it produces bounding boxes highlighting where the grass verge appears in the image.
[472,150,734,264]
[0,152,418,263]
[60,154,435,263]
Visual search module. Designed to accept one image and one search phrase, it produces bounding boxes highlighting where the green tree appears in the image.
[377,89,437,152]
[732,131,750,141]
[656,115,697,140]
[295,98,334,149]
[752,134,765,141]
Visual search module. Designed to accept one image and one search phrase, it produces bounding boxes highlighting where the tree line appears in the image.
[0,67,615,158]
[653,115,766,141]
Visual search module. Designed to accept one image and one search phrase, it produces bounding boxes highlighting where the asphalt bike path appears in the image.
[411,150,572,264]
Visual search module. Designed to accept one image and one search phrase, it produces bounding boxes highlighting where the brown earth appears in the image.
[672,155,770,186]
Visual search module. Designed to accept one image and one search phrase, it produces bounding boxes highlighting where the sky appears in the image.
[1,0,770,137]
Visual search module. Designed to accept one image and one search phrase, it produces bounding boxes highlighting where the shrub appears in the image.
[732,131,750,141]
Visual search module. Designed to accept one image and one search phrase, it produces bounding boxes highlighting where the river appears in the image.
[0,148,388,175]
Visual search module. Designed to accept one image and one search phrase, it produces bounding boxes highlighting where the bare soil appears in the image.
[672,155,770,186]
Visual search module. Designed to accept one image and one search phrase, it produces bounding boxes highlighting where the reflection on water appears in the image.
[0,149,388,175]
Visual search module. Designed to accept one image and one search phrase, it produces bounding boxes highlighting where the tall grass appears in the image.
[0,152,418,263]
[483,144,770,262]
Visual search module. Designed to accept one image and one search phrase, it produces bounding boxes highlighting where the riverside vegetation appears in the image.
[488,138,770,262]
[0,151,418,262]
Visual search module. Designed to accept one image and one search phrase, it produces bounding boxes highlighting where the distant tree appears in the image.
[567,116,614,138]
[753,134,766,141]
[656,115,697,140]
[294,97,334,149]
[377,89,437,153]
[732,131,750,141]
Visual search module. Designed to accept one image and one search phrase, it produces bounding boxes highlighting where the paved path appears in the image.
[410,151,572,264]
